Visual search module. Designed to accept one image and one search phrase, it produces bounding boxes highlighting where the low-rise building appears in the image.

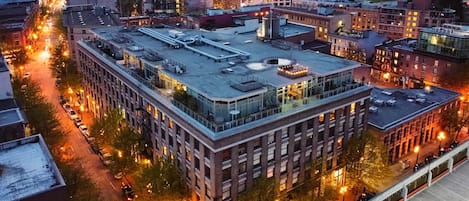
[329,30,387,64]
[0,135,68,201]
[0,55,27,143]
[62,4,121,62]
[368,86,460,163]
[0,0,38,52]
[378,0,456,39]
[273,6,352,41]
[372,24,468,87]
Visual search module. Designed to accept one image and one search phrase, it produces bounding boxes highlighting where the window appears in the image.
[280,160,287,173]
[279,177,287,191]
[222,167,231,181]
[195,157,200,170]
[268,147,275,161]
[222,149,231,161]
[319,114,325,123]
[194,140,199,151]
[253,138,261,150]
[294,140,301,152]
[267,166,274,178]
[350,103,356,114]
[238,143,247,155]
[253,153,261,168]
[186,150,191,161]
[268,133,275,144]
[295,123,302,134]
[204,146,210,160]
[238,181,246,193]
[222,185,230,200]
[205,165,211,179]
[281,142,288,156]
[239,161,247,174]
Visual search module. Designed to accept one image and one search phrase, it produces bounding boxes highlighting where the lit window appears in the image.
[412,22,416,27]
[267,166,274,178]
[430,36,438,45]
[413,11,418,16]
[413,17,417,21]
[350,103,356,114]
[414,64,418,70]
[319,27,323,32]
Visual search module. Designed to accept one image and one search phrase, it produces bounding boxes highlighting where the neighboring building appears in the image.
[416,24,469,60]
[62,4,121,62]
[0,54,27,143]
[184,5,272,29]
[367,86,460,162]
[328,30,387,64]
[0,0,39,52]
[343,6,380,31]
[273,6,352,41]
[372,24,468,87]
[378,0,456,39]
[292,0,361,8]
[77,26,372,200]
[0,135,68,201]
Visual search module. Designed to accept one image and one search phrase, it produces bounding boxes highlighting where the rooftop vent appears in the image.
[407,99,415,102]
[231,80,264,92]
[369,106,378,113]
[416,98,426,104]
[128,46,143,51]
[381,90,392,96]
[386,99,396,106]
[221,68,234,73]
[374,99,384,106]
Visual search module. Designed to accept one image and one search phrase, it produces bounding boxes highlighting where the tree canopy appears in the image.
[343,131,393,190]
[136,157,190,201]
[109,125,144,176]
[441,106,468,143]
[439,61,469,92]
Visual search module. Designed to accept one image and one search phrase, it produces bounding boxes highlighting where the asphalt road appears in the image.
[24,11,122,201]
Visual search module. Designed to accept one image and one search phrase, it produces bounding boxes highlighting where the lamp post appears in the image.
[340,186,348,201]
[68,87,73,103]
[414,145,420,164]
[437,132,445,149]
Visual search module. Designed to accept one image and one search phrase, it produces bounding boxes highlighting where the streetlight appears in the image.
[68,87,73,103]
[414,145,420,164]
[437,132,445,149]
[340,186,348,201]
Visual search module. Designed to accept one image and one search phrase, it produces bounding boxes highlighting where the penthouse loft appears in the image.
[79,26,368,136]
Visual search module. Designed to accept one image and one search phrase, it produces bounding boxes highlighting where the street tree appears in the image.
[343,131,393,190]
[441,106,468,143]
[10,48,29,67]
[136,157,190,201]
[11,78,65,147]
[439,61,469,92]
[58,160,103,201]
[110,125,144,176]
[89,108,124,146]
[238,177,276,201]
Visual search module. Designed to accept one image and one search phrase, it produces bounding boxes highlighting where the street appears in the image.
[23,7,121,201]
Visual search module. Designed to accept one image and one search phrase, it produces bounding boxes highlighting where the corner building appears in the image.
[77,26,372,200]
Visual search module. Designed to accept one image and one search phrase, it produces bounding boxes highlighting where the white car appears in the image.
[68,110,78,119]
[100,152,113,166]
[62,103,72,113]
[23,72,31,79]
[78,125,88,136]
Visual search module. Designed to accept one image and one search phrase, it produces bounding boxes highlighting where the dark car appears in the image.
[424,154,437,164]
[450,141,459,149]
[90,143,101,154]
[121,183,136,200]
[59,95,66,105]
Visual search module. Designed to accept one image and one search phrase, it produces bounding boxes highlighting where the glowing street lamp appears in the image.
[68,87,73,103]
[437,132,445,149]
[340,186,348,201]
[414,145,420,164]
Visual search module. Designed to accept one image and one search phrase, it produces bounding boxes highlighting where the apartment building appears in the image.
[62,5,121,62]
[368,86,460,162]
[378,0,456,39]
[372,24,468,87]
[273,6,352,41]
[344,6,380,31]
[0,0,38,52]
[77,25,371,200]
[328,30,387,64]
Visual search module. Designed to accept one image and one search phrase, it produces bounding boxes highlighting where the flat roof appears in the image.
[368,86,460,131]
[63,5,121,27]
[0,135,66,200]
[422,24,469,38]
[274,6,348,16]
[91,26,359,100]
[0,108,24,127]
[410,161,469,201]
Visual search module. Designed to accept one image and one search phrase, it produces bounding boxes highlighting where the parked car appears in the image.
[424,154,438,164]
[59,95,66,105]
[73,118,83,128]
[99,152,113,166]
[68,110,78,119]
[62,103,72,113]
[121,183,136,200]
[78,125,88,136]
[90,143,102,154]
[114,172,124,180]
[83,131,95,143]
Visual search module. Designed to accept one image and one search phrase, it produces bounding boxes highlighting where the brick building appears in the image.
[273,6,352,42]
[77,26,371,200]
[368,86,460,162]
[329,30,387,64]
